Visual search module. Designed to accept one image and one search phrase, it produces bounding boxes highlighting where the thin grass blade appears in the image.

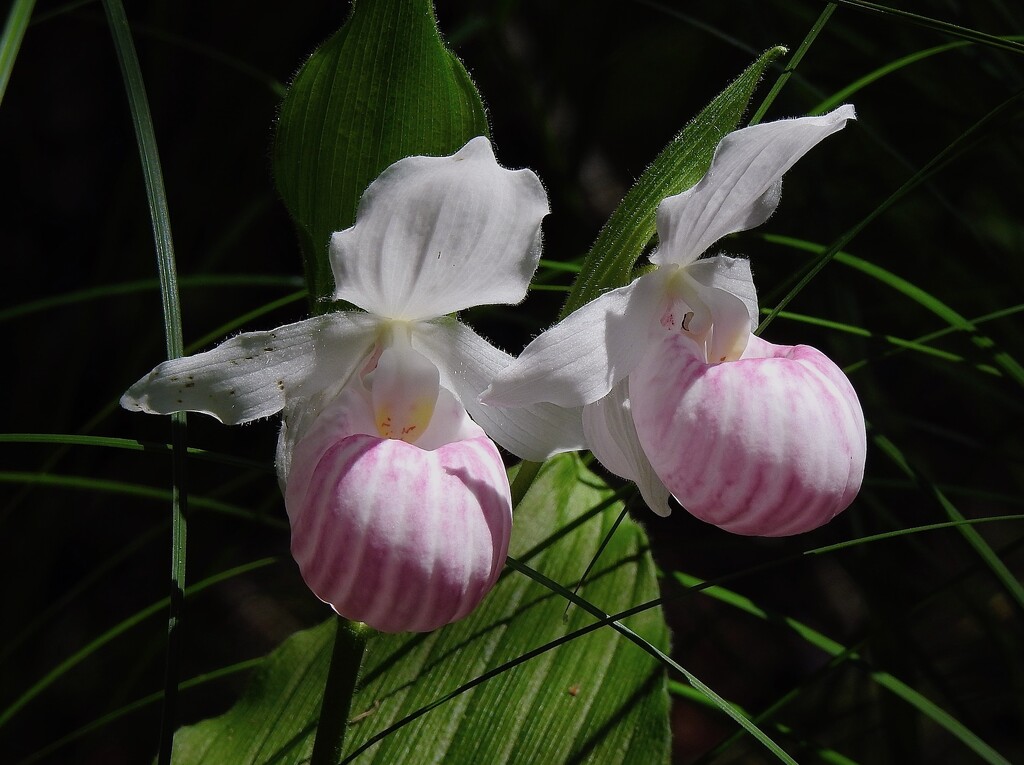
[673,572,1012,765]
[0,0,35,105]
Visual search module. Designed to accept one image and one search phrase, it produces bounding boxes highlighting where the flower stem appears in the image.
[310,618,372,765]
[510,460,543,508]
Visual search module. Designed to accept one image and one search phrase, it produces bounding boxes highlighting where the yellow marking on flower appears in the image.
[367,323,441,444]
[375,395,436,444]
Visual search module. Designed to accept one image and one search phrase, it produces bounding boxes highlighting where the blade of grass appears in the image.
[889,303,1024,359]
[0,471,286,528]
[872,434,1024,617]
[560,45,786,317]
[184,290,308,354]
[0,524,166,664]
[0,0,35,105]
[340,513,1022,764]
[341,586,794,765]
[748,3,836,126]
[672,572,1013,765]
[131,21,286,97]
[15,658,264,765]
[340,507,1008,765]
[865,480,1024,508]
[633,0,759,57]
[810,40,963,115]
[0,558,278,731]
[0,274,303,323]
[762,233,1024,386]
[101,0,183,359]
[758,91,1024,336]
[101,1,187,759]
[505,555,799,764]
[671,677,861,765]
[809,35,1023,115]
[828,0,1024,56]
[29,0,94,25]
[563,498,634,620]
[763,308,1002,375]
[0,433,272,472]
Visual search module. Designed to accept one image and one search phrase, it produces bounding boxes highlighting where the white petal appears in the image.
[121,312,380,425]
[686,255,759,330]
[688,277,753,364]
[414,320,585,460]
[482,272,665,408]
[330,136,549,321]
[413,386,483,451]
[654,106,856,266]
[582,380,671,516]
[367,341,440,443]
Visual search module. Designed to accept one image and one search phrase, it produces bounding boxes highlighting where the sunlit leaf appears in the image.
[170,454,670,764]
[273,0,490,303]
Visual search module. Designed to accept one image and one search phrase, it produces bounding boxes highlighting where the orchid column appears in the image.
[123,138,583,632]
[485,108,866,537]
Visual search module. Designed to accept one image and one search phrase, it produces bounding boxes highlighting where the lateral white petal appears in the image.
[654,106,856,266]
[483,273,664,408]
[582,381,671,516]
[121,312,380,425]
[686,255,759,330]
[330,136,549,321]
[414,320,585,460]
[682,275,755,364]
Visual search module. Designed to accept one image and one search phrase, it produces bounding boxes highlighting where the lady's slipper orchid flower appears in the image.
[122,137,583,632]
[483,107,866,536]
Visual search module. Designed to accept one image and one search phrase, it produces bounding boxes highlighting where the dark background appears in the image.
[2,1,1022,762]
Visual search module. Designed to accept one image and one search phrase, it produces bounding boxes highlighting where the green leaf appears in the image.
[273,0,490,304]
[560,45,786,319]
[170,455,670,764]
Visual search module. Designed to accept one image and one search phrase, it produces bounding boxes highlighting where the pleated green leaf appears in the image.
[272,0,490,303]
[170,454,670,764]
[560,45,786,318]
